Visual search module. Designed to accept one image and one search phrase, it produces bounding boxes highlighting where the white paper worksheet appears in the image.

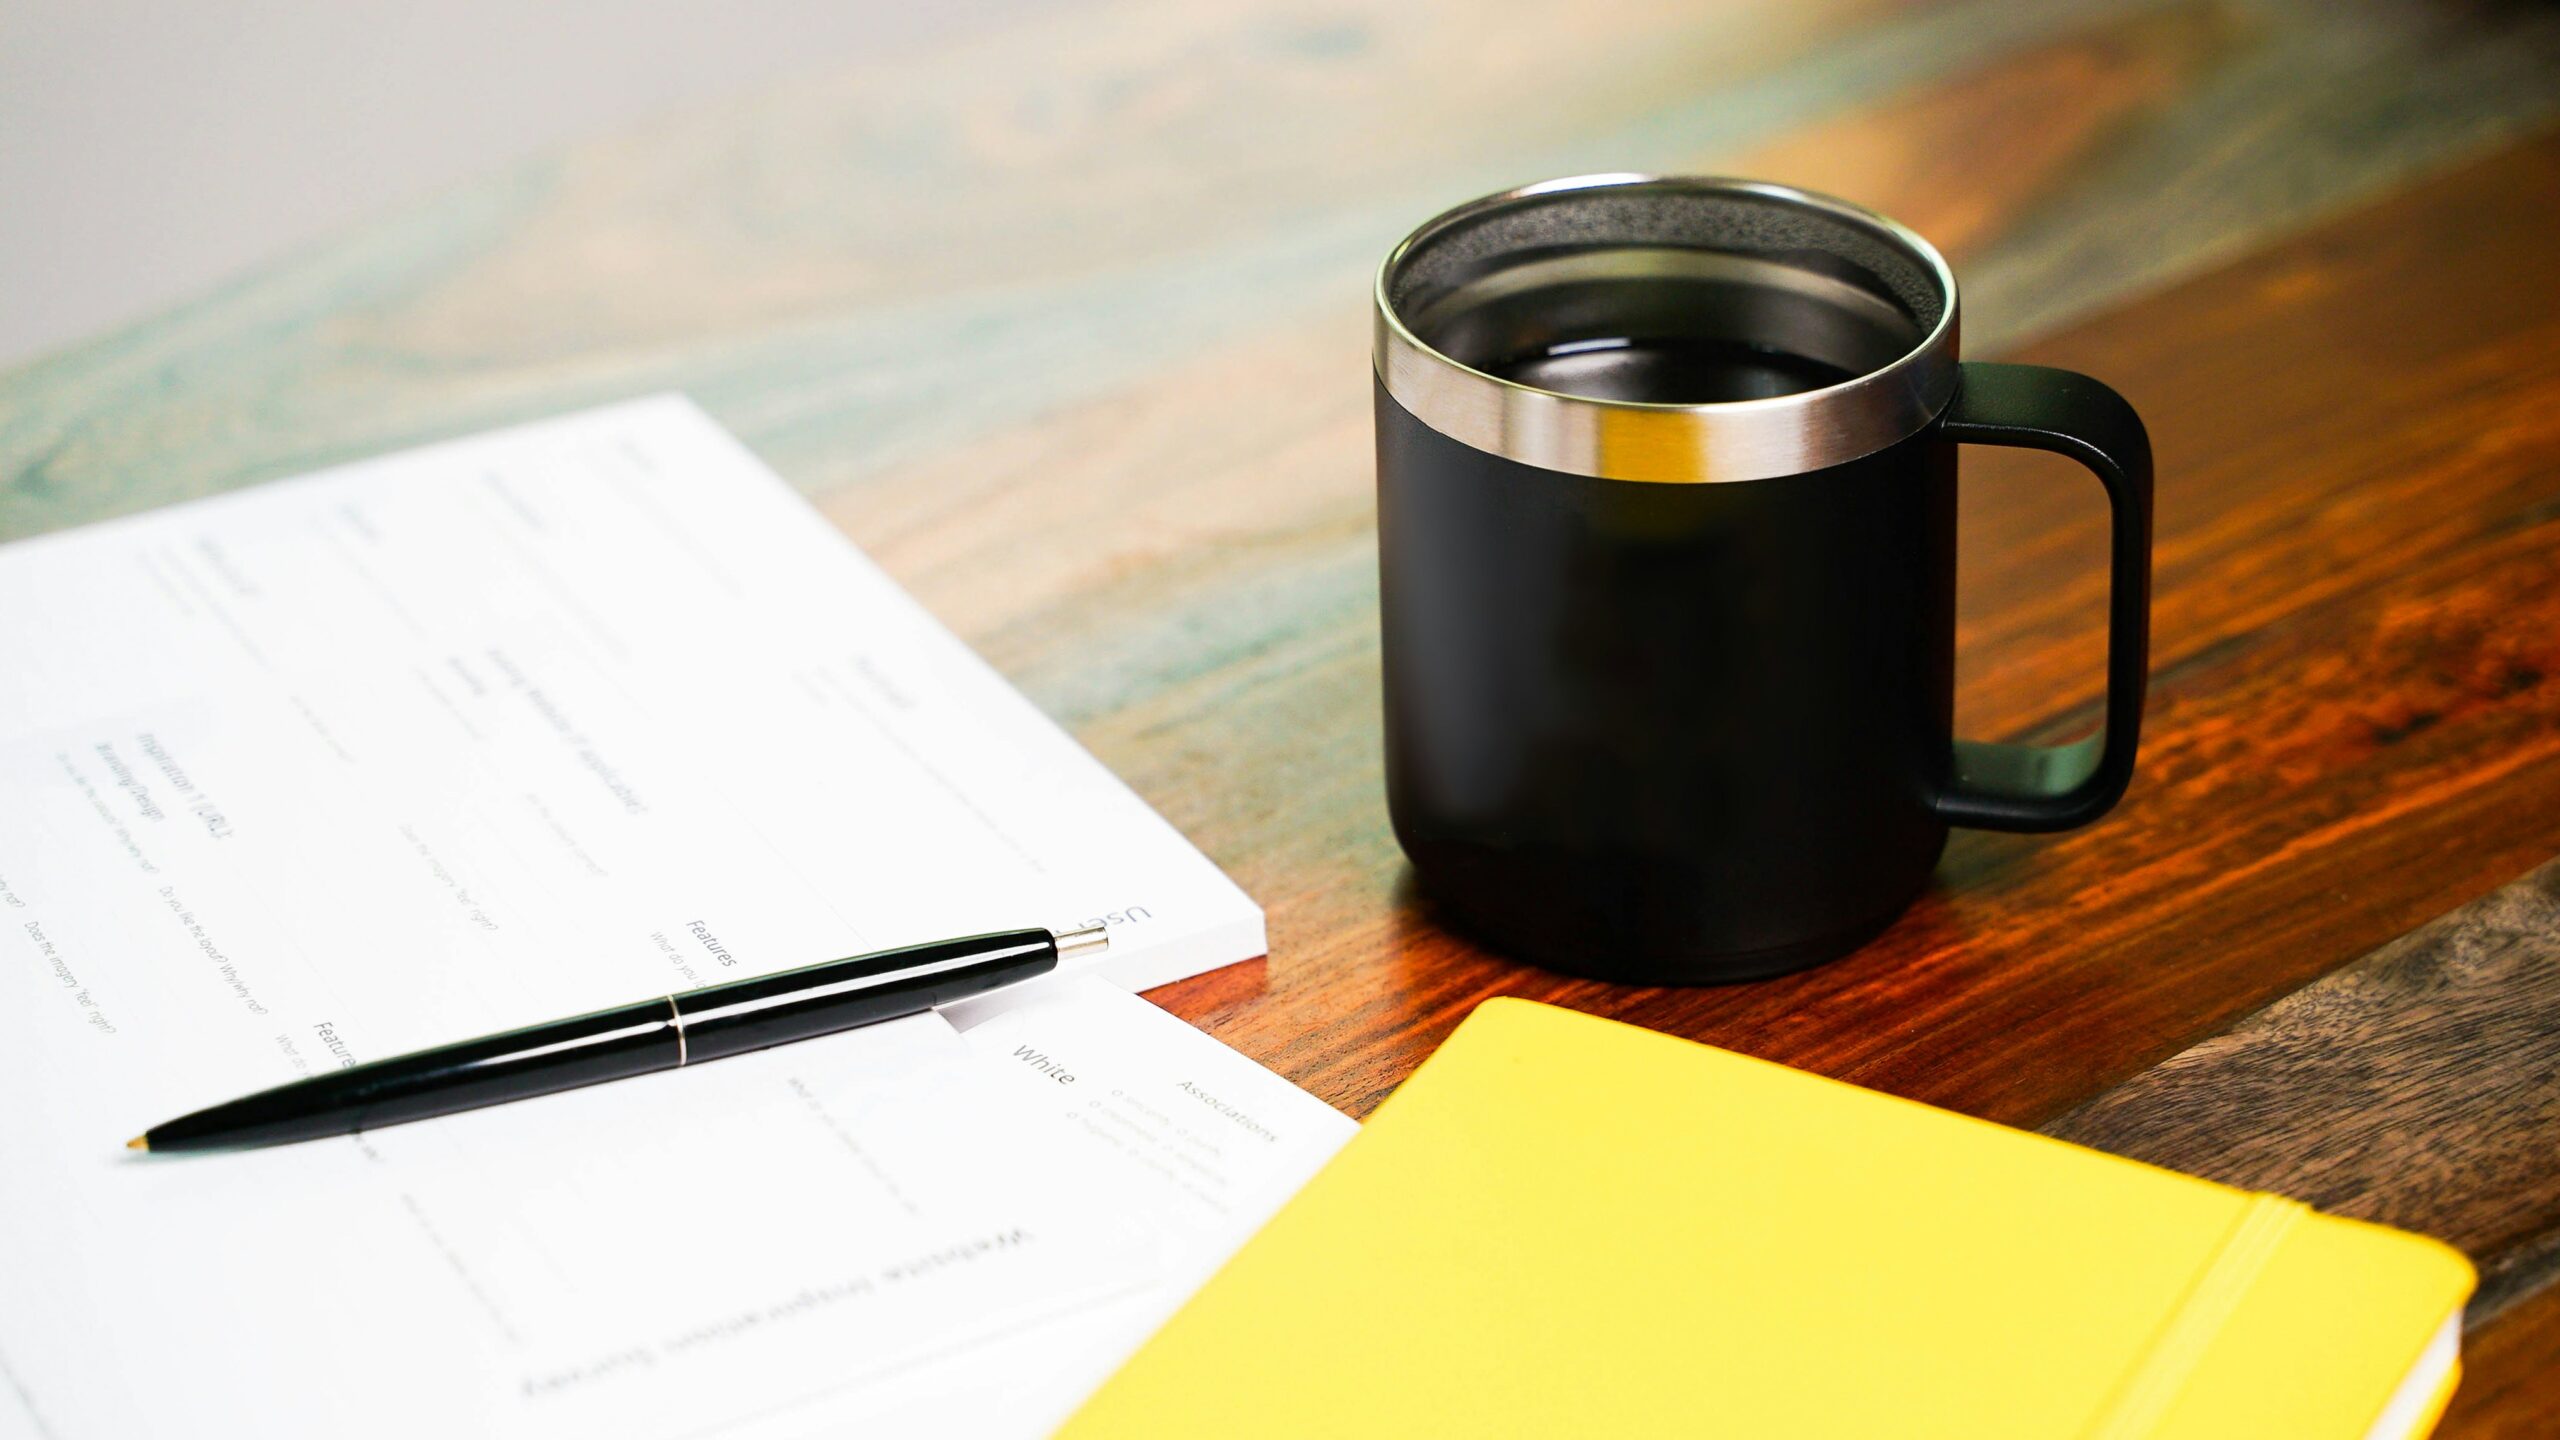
[0,398,1333,1439]
[733,975,1359,1438]
[709,975,1358,1439]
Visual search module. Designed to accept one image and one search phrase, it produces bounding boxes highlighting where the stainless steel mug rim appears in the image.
[1373,174,1963,485]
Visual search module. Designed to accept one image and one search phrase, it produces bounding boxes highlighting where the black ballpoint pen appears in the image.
[128,922,1108,1153]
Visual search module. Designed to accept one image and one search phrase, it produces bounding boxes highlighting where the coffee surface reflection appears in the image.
[1488,335,1859,404]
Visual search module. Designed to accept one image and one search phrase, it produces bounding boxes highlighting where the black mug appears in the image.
[1374,176,2153,984]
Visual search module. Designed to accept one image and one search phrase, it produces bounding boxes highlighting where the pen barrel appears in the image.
[677,929,1058,1063]
[141,928,1065,1151]
[148,1003,681,1151]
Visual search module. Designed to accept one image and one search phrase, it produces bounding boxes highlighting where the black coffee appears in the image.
[1489,335,1859,404]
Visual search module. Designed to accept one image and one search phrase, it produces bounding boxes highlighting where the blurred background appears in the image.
[9,0,2558,371]
[0,0,1060,364]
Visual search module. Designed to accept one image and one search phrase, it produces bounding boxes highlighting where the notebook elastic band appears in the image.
[2086,1193,2306,1439]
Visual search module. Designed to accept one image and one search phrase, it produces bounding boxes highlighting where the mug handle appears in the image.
[1930,361,2155,833]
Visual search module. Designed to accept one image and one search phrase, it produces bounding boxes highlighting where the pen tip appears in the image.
[1052,921,1111,960]
[126,1135,149,1152]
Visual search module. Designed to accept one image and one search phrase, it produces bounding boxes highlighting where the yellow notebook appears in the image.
[1061,999,2474,1439]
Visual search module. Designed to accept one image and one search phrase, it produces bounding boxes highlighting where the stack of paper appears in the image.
[0,399,1352,1439]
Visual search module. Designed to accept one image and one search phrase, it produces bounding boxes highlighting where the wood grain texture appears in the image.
[5,0,2558,543]
[2042,857,2560,1320]
[2442,1278,2560,1438]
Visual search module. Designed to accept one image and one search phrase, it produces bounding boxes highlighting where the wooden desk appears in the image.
[5,1,2557,1429]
